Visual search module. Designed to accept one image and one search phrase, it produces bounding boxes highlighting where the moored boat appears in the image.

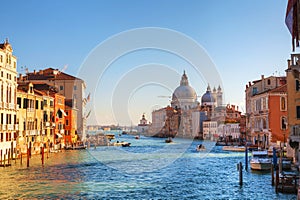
[222,146,245,152]
[250,150,272,171]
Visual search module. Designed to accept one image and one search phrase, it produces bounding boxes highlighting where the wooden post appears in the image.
[27,147,30,168]
[8,149,10,165]
[245,146,248,171]
[279,149,282,173]
[239,162,243,186]
[41,146,44,166]
[271,163,274,186]
[3,154,6,167]
[275,166,279,193]
[20,153,22,165]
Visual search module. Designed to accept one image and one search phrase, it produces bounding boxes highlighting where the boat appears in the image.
[281,157,292,170]
[196,144,205,151]
[165,137,172,143]
[122,131,128,135]
[113,141,131,147]
[222,146,245,152]
[135,135,140,139]
[250,150,272,171]
[121,142,131,147]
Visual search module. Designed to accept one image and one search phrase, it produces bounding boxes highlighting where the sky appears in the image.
[0,0,294,126]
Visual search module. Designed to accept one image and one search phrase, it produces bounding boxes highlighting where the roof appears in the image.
[24,68,83,81]
[269,84,287,93]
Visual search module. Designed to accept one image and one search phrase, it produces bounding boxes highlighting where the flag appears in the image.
[86,110,91,119]
[86,93,91,102]
[285,0,299,51]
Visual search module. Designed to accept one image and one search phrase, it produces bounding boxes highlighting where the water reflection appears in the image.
[0,136,297,199]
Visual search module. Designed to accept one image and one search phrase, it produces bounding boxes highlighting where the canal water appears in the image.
[0,133,297,199]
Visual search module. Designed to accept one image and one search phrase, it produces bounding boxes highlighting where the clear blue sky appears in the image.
[0,0,293,125]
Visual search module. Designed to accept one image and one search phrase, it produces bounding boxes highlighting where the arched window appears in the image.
[281,117,287,130]
[281,97,286,111]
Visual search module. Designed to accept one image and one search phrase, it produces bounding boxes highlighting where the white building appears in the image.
[137,114,149,134]
[218,123,241,139]
[203,121,218,140]
[0,39,18,160]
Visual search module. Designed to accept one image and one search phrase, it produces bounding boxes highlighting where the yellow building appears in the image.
[0,39,18,160]
[17,82,45,155]
[287,54,300,163]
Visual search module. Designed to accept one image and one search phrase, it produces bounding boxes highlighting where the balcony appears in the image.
[9,103,15,110]
[2,124,6,131]
[7,124,14,130]
[44,122,50,127]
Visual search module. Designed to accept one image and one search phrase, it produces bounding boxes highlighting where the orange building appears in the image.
[52,93,65,148]
[64,99,78,146]
[268,85,288,143]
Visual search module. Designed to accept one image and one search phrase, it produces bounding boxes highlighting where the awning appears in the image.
[56,133,63,138]
[59,109,67,116]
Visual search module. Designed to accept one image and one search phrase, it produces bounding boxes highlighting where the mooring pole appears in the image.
[239,162,243,186]
[27,147,30,168]
[271,163,274,186]
[245,146,248,171]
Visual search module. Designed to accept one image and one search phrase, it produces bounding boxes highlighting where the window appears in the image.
[65,111,68,116]
[0,55,2,63]
[1,71,2,77]
[0,113,3,124]
[297,106,300,119]
[41,101,44,110]
[50,100,53,107]
[267,79,271,85]
[74,86,77,90]
[252,87,258,95]
[13,62,16,68]
[66,119,69,126]
[281,97,286,111]
[296,79,300,91]
[23,98,28,108]
[281,117,287,130]
[35,100,39,109]
[17,97,21,108]
[60,86,64,91]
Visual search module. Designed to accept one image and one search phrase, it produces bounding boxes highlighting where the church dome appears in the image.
[172,85,197,100]
[201,85,215,104]
[172,71,197,101]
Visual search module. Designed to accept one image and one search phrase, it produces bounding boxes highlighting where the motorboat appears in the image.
[250,150,272,171]
[222,146,245,152]
[113,141,131,147]
[165,137,173,143]
[196,144,205,151]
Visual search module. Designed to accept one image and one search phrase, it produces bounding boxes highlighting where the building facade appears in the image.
[0,39,18,160]
[245,75,287,148]
[22,68,86,141]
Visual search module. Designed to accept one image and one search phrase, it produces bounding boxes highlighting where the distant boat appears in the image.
[222,146,245,152]
[250,150,272,171]
[122,131,128,135]
[196,144,205,151]
[113,141,131,147]
[135,135,140,139]
[165,137,172,143]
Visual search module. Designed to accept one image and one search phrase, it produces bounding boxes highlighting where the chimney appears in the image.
[287,59,291,69]
[261,75,264,80]
[33,70,36,74]
[19,73,22,81]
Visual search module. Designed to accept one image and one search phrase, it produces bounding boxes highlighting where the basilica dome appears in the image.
[172,85,197,100]
[171,71,198,109]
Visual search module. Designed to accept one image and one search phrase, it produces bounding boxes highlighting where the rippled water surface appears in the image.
[0,134,297,199]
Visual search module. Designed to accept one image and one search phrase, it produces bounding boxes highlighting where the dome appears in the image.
[201,85,215,104]
[172,71,197,101]
[201,91,215,103]
[172,85,197,100]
